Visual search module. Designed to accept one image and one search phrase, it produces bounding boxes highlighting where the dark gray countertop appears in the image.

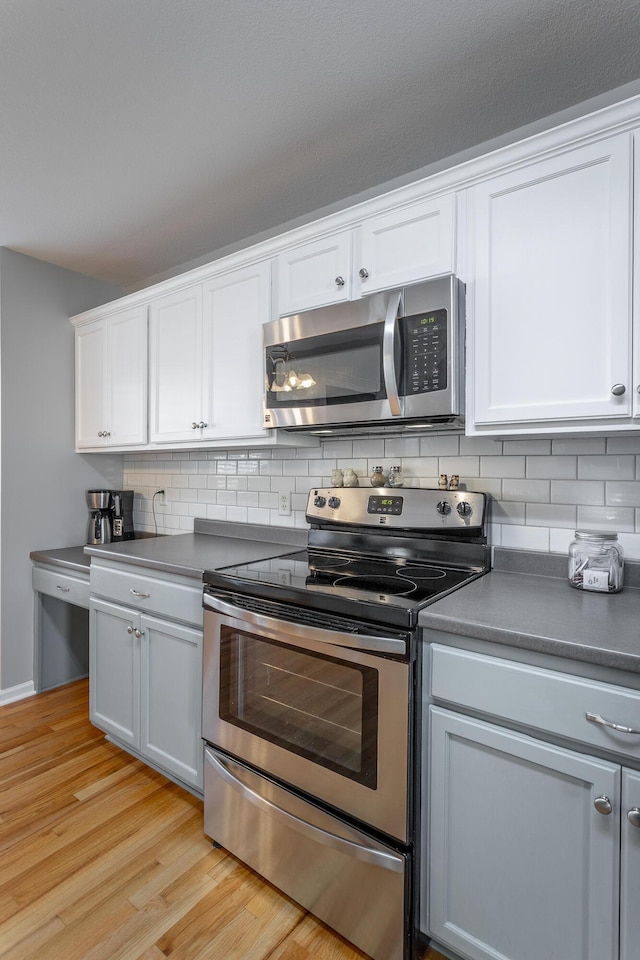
[82,519,306,579]
[30,545,90,573]
[419,549,640,674]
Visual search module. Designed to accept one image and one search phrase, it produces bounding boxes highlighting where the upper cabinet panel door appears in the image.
[149,286,203,443]
[105,306,148,446]
[356,194,455,296]
[75,319,107,448]
[276,231,353,315]
[470,134,633,428]
[202,261,271,441]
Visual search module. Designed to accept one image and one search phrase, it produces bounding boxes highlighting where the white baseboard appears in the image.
[0,681,35,706]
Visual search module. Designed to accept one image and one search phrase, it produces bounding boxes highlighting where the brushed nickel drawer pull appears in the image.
[56,585,71,593]
[586,712,640,735]
[130,589,151,599]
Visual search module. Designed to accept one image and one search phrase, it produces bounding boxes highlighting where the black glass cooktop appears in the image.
[210,549,477,608]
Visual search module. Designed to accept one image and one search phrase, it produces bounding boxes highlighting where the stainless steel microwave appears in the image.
[263,275,464,435]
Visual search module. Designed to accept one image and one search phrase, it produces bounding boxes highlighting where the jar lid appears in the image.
[574,529,618,541]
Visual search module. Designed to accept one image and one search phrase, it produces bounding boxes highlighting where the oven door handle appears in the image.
[382,289,403,416]
[206,747,404,874]
[203,593,407,657]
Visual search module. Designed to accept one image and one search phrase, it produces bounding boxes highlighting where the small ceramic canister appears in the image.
[343,468,359,487]
[331,468,344,487]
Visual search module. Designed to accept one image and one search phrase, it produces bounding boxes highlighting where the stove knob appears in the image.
[436,501,451,515]
[457,500,473,517]
[328,496,341,509]
[314,495,327,508]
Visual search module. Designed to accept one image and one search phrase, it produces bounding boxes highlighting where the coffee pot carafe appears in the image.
[86,490,113,545]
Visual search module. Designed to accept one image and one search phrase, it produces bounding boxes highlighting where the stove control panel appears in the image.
[306,487,487,531]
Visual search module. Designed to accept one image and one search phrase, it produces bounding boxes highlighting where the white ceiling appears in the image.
[2,0,640,289]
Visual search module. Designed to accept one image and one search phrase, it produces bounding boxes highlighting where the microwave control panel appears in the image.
[400,307,447,394]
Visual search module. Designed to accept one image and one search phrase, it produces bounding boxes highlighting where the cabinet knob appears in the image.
[98,431,104,438]
[335,275,345,287]
[594,795,613,815]
[611,384,626,396]
[358,267,369,280]
[191,422,199,430]
[627,808,640,828]
[134,628,144,639]
[198,421,208,429]
[126,625,134,635]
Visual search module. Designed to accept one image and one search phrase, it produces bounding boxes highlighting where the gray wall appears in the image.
[0,248,122,692]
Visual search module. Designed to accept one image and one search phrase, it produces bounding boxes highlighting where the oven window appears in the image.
[219,627,378,787]
[265,324,386,408]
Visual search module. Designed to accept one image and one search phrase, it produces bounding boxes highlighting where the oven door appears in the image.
[202,592,411,842]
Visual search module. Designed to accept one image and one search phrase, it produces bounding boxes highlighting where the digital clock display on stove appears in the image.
[367,495,404,515]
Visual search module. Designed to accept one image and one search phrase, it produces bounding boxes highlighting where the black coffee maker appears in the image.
[86,489,134,544]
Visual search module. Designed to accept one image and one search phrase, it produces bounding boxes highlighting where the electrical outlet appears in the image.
[156,489,166,506]
[278,491,291,516]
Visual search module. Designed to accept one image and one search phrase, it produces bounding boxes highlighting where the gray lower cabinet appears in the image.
[423,636,640,960]
[428,707,619,960]
[90,596,203,791]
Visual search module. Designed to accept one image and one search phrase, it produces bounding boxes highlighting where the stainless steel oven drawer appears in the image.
[204,746,407,960]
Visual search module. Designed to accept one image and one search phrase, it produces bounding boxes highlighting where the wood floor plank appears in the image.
[0,680,446,960]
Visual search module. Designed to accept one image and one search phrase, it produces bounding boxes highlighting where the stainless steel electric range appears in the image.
[201,486,490,960]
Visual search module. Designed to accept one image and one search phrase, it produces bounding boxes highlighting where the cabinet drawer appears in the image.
[430,643,640,762]
[33,567,90,609]
[90,564,202,626]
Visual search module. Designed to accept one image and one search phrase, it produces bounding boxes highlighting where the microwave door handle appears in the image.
[382,290,403,416]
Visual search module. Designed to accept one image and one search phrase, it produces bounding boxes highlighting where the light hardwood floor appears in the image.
[0,680,445,960]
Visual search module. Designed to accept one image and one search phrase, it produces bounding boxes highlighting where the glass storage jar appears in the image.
[568,530,624,593]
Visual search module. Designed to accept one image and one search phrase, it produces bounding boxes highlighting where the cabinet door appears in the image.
[428,707,619,960]
[202,262,271,441]
[148,286,203,442]
[140,615,203,790]
[470,134,633,429]
[276,231,353,315]
[75,320,106,448]
[357,194,455,296]
[621,767,640,960]
[105,306,148,446]
[89,599,139,747]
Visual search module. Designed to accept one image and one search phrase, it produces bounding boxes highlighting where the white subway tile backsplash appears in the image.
[440,456,481,476]
[617,532,640,560]
[460,436,504,455]
[551,480,605,505]
[123,436,640,542]
[490,502,526,524]
[501,524,549,551]
[420,435,459,456]
[551,439,606,455]
[605,481,640,506]
[577,505,636,532]
[578,455,635,480]
[549,528,575,553]
[526,503,577,528]
[353,438,385,458]
[480,456,525,479]
[502,479,550,502]
[502,439,551,455]
[527,456,576,480]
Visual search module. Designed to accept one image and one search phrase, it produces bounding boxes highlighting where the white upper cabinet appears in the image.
[75,305,147,450]
[148,263,276,446]
[202,261,271,442]
[276,193,455,316]
[148,285,204,444]
[467,134,634,433]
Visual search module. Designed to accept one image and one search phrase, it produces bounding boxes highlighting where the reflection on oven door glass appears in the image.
[220,627,378,787]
